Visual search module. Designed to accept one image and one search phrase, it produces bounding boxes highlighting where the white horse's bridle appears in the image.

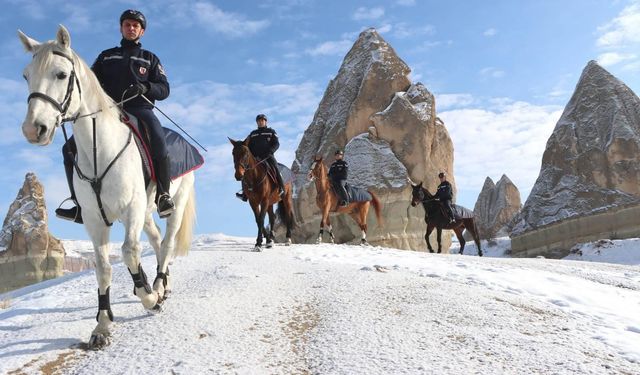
[27,50,81,126]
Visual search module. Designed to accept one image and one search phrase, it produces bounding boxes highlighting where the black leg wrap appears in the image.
[129,264,152,295]
[155,272,168,288]
[96,286,114,322]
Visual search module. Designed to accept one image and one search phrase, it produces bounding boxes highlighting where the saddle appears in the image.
[121,113,204,187]
[256,158,293,185]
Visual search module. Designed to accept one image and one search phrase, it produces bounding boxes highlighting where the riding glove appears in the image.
[124,82,148,99]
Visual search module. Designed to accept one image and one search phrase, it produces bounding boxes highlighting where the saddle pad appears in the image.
[452,204,474,219]
[346,184,372,202]
[277,163,293,184]
[165,127,205,180]
[122,113,204,185]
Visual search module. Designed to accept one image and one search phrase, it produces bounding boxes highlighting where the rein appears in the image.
[238,152,269,194]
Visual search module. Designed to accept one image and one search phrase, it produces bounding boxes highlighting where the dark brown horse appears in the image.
[410,182,482,256]
[307,157,382,244]
[229,138,294,251]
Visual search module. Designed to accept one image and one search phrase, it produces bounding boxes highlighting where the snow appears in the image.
[1,235,639,374]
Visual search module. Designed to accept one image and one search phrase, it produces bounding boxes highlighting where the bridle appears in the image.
[26,50,82,125]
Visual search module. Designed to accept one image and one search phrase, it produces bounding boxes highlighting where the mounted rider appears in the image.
[236,114,285,201]
[56,9,175,223]
[328,149,349,207]
[436,172,455,223]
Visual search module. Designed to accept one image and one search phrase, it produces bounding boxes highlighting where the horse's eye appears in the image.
[56,72,68,80]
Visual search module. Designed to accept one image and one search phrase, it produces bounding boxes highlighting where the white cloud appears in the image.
[480,67,505,78]
[597,52,637,66]
[483,28,497,37]
[393,23,435,39]
[352,6,385,21]
[169,2,270,37]
[377,24,393,34]
[435,94,475,110]
[440,100,563,200]
[596,2,640,48]
[305,39,353,56]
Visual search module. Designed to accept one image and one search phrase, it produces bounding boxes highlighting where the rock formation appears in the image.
[0,173,65,293]
[289,29,456,250]
[473,175,521,239]
[511,61,640,257]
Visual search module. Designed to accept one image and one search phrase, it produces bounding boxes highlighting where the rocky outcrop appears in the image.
[473,175,521,239]
[511,61,640,257]
[289,29,456,251]
[0,173,65,293]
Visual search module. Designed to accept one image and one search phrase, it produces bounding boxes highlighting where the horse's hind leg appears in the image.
[265,205,275,248]
[87,225,113,349]
[143,211,173,300]
[425,225,435,253]
[358,203,370,245]
[454,227,466,255]
[437,228,443,253]
[122,209,159,311]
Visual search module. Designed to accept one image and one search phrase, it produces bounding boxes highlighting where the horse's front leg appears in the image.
[317,206,330,244]
[86,225,113,349]
[437,228,442,253]
[425,224,435,253]
[252,202,266,251]
[455,226,466,255]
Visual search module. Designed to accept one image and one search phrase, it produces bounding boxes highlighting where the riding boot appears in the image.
[275,169,285,198]
[155,155,175,218]
[235,190,248,202]
[55,156,83,224]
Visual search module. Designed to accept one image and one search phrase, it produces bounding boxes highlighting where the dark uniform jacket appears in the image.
[328,160,348,182]
[436,181,453,201]
[245,127,279,160]
[91,38,169,109]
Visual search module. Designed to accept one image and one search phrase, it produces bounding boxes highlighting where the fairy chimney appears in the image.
[511,61,640,257]
[0,173,65,293]
[473,175,521,239]
[289,29,456,251]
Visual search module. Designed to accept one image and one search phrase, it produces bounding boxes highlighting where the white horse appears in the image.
[18,26,197,349]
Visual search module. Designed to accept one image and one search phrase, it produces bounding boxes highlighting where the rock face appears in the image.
[511,61,640,257]
[473,175,521,239]
[289,29,456,250]
[0,173,65,293]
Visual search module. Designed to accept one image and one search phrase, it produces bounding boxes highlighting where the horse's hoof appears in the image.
[478,252,483,257]
[253,245,262,252]
[285,239,292,246]
[88,333,110,350]
[428,250,434,253]
[360,240,369,246]
[266,241,273,249]
[149,303,163,313]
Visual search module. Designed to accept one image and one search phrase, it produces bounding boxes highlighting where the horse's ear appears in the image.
[228,137,236,145]
[243,138,249,147]
[56,25,71,50]
[17,30,40,53]
[314,155,322,162]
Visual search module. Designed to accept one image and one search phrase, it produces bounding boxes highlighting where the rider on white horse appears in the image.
[56,9,175,223]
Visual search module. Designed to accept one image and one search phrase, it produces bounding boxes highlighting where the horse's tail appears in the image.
[175,184,196,257]
[369,191,383,228]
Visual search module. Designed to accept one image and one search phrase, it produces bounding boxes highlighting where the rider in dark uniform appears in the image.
[328,149,349,207]
[56,10,175,223]
[436,172,455,223]
[235,114,285,201]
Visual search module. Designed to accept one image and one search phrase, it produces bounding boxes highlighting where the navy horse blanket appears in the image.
[345,184,372,202]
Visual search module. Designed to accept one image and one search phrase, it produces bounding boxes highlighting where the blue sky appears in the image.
[2,0,639,240]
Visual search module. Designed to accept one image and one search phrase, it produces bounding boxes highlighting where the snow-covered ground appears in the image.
[1,234,639,374]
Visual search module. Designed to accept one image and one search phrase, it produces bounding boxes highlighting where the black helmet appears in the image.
[120,9,147,29]
[335,149,344,155]
[256,114,267,122]
[438,172,446,178]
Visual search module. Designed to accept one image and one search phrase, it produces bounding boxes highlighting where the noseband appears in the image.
[27,50,81,125]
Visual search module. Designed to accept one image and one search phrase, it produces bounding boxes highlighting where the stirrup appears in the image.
[55,197,83,224]
[158,193,175,218]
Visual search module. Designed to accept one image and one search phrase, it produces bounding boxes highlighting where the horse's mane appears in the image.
[32,41,121,123]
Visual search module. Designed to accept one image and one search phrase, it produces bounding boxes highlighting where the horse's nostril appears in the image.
[36,123,47,139]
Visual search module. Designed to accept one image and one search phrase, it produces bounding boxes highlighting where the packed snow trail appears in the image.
[1,235,639,374]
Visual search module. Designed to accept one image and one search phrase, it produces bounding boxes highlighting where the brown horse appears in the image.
[229,138,294,251]
[410,182,483,256]
[307,157,382,245]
